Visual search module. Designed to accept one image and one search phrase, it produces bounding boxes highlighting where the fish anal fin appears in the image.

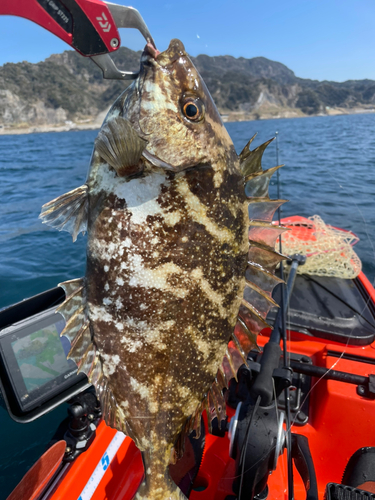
[57,280,132,439]
[60,307,85,344]
[95,116,147,178]
[76,343,97,375]
[58,278,85,298]
[67,323,91,363]
[39,185,88,242]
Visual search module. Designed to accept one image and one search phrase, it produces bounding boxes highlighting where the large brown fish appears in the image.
[40,39,285,500]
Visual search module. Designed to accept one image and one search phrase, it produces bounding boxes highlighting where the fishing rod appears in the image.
[232,133,316,500]
[277,131,294,500]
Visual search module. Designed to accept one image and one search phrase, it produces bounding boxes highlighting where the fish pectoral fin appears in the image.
[95,116,147,178]
[39,185,88,242]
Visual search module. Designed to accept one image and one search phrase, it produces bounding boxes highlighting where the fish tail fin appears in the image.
[39,185,88,242]
[57,278,130,436]
[135,480,187,500]
[135,455,187,500]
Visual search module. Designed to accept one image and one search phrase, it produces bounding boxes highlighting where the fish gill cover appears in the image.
[39,38,286,500]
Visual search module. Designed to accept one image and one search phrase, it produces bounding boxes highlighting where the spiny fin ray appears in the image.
[211,135,287,399]
[245,280,279,308]
[248,246,286,272]
[245,165,283,198]
[39,185,88,242]
[240,137,274,177]
[248,199,287,223]
[249,224,288,251]
[246,263,284,293]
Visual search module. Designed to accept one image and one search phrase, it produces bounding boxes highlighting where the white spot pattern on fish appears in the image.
[40,38,285,500]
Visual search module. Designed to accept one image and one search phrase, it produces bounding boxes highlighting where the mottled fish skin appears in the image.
[87,40,248,499]
[84,39,248,498]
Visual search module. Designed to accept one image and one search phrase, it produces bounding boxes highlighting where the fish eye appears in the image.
[182,97,204,122]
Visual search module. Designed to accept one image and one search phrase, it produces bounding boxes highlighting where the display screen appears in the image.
[11,318,72,392]
[0,307,86,412]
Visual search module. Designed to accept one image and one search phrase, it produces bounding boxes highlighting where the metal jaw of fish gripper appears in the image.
[91,2,156,80]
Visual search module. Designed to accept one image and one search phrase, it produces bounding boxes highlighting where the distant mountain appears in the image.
[0,47,374,132]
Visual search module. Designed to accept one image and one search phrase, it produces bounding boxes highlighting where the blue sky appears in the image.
[0,0,374,82]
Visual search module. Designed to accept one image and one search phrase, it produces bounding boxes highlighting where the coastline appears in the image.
[0,106,374,136]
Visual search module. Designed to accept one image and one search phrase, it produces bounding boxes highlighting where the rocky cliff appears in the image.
[1,47,374,133]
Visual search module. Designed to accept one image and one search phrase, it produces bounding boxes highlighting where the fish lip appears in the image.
[144,42,161,60]
[142,149,176,170]
[142,38,186,67]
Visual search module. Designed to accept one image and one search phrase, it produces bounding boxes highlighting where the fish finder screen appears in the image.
[0,308,85,412]
[11,320,72,393]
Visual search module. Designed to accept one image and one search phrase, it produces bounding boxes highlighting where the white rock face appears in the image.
[0,90,68,126]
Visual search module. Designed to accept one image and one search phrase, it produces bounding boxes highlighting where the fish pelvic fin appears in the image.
[39,185,88,242]
[95,116,147,178]
[57,278,131,437]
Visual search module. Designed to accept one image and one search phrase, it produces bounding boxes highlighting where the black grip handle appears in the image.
[250,342,281,406]
[292,433,318,500]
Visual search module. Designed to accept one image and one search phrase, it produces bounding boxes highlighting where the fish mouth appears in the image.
[142,149,176,171]
[143,149,207,173]
[144,42,161,60]
[142,38,187,66]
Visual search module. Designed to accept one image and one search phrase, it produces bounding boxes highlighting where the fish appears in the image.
[40,38,286,500]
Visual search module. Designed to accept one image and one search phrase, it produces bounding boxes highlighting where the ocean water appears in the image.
[0,114,374,497]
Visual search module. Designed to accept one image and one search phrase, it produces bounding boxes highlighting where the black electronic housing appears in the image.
[0,287,90,423]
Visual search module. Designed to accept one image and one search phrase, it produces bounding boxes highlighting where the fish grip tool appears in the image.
[0,0,156,79]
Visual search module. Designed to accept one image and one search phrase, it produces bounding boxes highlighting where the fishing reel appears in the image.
[226,362,288,500]
[225,356,318,500]
[224,254,317,500]
[229,401,286,499]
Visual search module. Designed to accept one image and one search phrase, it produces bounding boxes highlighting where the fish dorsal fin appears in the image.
[39,185,88,242]
[187,137,288,439]
[57,278,134,439]
[240,137,275,177]
[219,137,287,380]
[95,116,147,178]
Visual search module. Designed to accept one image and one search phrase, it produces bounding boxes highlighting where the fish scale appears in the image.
[39,38,286,500]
